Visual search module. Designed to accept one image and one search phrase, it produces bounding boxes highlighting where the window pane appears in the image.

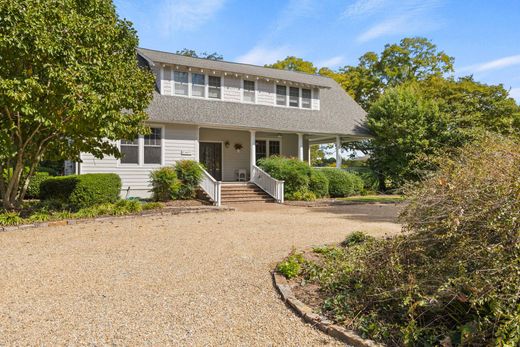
[244,80,255,91]
[276,85,287,106]
[255,140,267,163]
[269,141,280,156]
[191,73,206,98]
[208,76,221,99]
[289,87,299,107]
[302,88,311,109]
[144,128,161,164]
[174,71,188,96]
[144,147,161,164]
[121,145,138,164]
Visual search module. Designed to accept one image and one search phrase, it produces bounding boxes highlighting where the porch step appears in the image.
[220,183,275,204]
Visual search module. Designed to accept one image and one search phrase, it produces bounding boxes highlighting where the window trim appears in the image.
[208,75,222,100]
[289,86,300,108]
[118,125,165,167]
[191,72,206,98]
[255,137,283,162]
[119,137,140,165]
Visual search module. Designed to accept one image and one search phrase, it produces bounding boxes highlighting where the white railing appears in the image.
[199,169,221,206]
[251,164,284,203]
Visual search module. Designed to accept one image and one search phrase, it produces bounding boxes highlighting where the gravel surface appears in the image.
[0,203,401,346]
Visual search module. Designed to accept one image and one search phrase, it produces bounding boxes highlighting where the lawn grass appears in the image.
[338,194,404,203]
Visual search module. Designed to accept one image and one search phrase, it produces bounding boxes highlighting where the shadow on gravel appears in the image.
[309,203,403,224]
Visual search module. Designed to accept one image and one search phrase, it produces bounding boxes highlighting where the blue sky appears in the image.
[114,0,520,102]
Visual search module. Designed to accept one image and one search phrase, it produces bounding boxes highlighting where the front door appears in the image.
[199,142,222,181]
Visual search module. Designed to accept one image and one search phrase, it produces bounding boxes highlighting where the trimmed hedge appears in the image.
[40,173,121,210]
[26,172,50,199]
[257,156,311,197]
[321,169,364,197]
[309,169,329,198]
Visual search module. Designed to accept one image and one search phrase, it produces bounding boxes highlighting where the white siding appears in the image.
[223,76,241,102]
[79,123,198,198]
[162,66,173,96]
[257,80,275,105]
[312,88,320,110]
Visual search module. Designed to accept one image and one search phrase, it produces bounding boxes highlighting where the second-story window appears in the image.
[191,73,205,98]
[174,71,189,96]
[243,80,255,103]
[302,88,311,109]
[276,85,287,106]
[208,76,221,99]
[289,87,299,107]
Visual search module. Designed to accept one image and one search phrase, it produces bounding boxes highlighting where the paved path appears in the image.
[0,203,401,346]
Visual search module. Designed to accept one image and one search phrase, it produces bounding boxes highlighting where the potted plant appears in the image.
[234,143,243,153]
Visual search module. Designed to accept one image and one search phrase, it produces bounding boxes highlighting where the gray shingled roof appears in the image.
[138,48,369,137]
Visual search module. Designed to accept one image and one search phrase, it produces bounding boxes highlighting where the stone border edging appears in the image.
[272,272,384,347]
[0,205,235,233]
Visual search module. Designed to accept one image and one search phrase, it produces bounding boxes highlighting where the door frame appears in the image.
[199,141,224,181]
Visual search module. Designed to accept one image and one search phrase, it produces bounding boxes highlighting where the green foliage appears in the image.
[150,167,180,202]
[295,135,520,346]
[258,156,311,198]
[277,251,306,279]
[289,190,316,201]
[75,199,142,218]
[25,172,50,199]
[265,56,318,74]
[309,169,329,197]
[0,0,154,209]
[321,169,363,197]
[341,231,375,247]
[142,201,163,210]
[0,212,23,226]
[40,174,121,210]
[175,48,223,60]
[175,160,204,199]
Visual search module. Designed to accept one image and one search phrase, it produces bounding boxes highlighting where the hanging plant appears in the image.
[234,143,243,152]
[224,140,230,148]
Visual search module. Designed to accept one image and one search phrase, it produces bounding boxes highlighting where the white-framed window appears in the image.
[276,85,287,106]
[255,139,282,163]
[208,76,221,99]
[289,87,299,107]
[191,73,205,98]
[302,88,311,109]
[144,127,162,164]
[243,80,255,103]
[120,138,139,164]
[174,71,189,96]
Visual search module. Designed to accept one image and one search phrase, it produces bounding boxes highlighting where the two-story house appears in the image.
[74,48,368,204]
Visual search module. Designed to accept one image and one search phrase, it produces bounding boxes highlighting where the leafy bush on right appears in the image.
[320,168,364,197]
[299,135,519,346]
[258,156,311,198]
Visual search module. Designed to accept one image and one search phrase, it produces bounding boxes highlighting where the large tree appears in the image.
[0,0,154,209]
[265,56,318,74]
[336,37,454,110]
[175,48,223,61]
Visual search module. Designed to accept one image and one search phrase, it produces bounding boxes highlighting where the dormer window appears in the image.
[174,71,189,96]
[276,85,287,106]
[289,87,299,107]
[243,80,255,103]
[302,88,311,109]
[208,76,221,99]
[191,73,205,98]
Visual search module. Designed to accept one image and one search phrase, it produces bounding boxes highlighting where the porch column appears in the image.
[250,130,256,175]
[307,145,311,166]
[297,133,304,161]
[336,135,342,169]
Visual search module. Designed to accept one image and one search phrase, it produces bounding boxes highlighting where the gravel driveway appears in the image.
[0,203,401,346]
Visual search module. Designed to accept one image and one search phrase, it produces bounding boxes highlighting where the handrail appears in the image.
[199,168,221,206]
[250,164,284,203]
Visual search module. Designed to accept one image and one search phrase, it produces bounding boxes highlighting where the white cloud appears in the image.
[356,0,443,42]
[271,0,316,35]
[235,46,294,66]
[344,0,388,17]
[459,54,520,73]
[317,56,344,68]
[509,87,520,102]
[160,0,226,33]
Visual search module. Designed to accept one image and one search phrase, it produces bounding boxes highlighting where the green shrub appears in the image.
[289,190,316,201]
[150,167,180,201]
[142,201,163,210]
[321,169,363,197]
[0,212,23,226]
[258,156,311,198]
[341,231,375,247]
[25,172,50,199]
[40,174,121,210]
[113,199,142,215]
[175,160,204,199]
[309,169,329,197]
[27,211,51,223]
[277,251,305,279]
